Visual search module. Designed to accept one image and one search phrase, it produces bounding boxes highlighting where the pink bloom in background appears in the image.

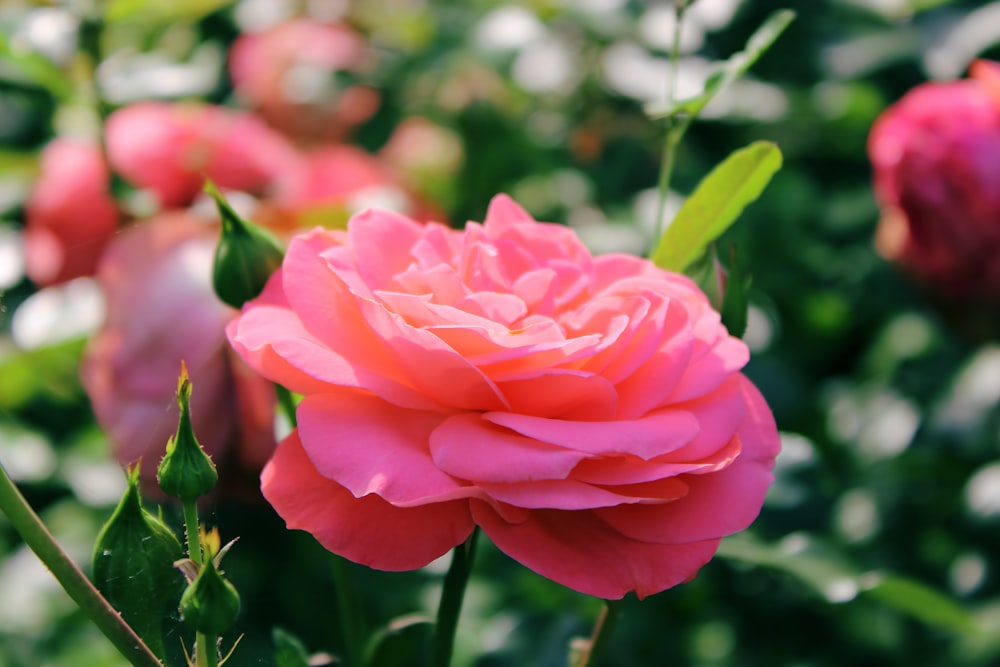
[228,195,779,599]
[229,19,380,143]
[271,145,444,226]
[23,138,118,286]
[106,102,298,209]
[82,212,276,494]
[869,60,1000,300]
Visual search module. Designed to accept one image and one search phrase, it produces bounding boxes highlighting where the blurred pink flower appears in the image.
[229,19,380,143]
[81,212,276,494]
[869,60,1000,299]
[228,194,779,599]
[23,138,118,286]
[269,145,444,227]
[380,117,463,177]
[106,102,299,209]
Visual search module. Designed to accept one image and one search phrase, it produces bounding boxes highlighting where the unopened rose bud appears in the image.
[207,181,285,309]
[178,558,241,635]
[92,465,184,659]
[157,363,219,500]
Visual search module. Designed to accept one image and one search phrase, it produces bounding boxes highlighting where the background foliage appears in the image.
[3,0,1000,665]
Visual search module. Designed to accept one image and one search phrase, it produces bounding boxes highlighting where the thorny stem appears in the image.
[197,633,218,667]
[182,499,203,565]
[0,462,163,667]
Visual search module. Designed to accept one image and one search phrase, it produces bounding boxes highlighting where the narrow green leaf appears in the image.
[647,9,795,120]
[651,141,782,272]
[862,574,979,635]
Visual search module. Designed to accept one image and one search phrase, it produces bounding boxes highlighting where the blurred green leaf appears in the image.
[0,34,74,101]
[0,338,86,410]
[862,574,978,636]
[718,533,859,604]
[365,614,433,667]
[719,533,980,636]
[273,628,311,667]
[104,0,232,24]
[647,9,795,120]
[651,141,782,272]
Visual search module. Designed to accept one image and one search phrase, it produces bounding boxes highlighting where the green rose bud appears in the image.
[157,363,218,500]
[92,465,184,659]
[179,557,241,636]
[207,180,285,309]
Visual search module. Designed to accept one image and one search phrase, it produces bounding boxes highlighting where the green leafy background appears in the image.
[3,1,1000,665]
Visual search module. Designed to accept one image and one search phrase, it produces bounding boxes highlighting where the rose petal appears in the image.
[484,409,700,459]
[431,413,587,483]
[297,393,475,506]
[263,431,474,570]
[472,502,720,599]
[227,277,441,409]
[593,454,773,545]
[593,377,777,544]
[496,370,619,420]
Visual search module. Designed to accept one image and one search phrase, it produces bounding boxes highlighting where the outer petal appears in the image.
[472,502,720,599]
[593,376,779,543]
[262,430,474,570]
[297,392,475,506]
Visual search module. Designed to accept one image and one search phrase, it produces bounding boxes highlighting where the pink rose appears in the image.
[81,212,276,494]
[227,195,779,599]
[23,138,118,286]
[869,60,1000,299]
[106,102,298,209]
[229,19,380,143]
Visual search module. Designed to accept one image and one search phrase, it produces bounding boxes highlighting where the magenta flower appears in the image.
[227,195,779,599]
[23,138,118,286]
[81,212,276,492]
[869,60,1000,299]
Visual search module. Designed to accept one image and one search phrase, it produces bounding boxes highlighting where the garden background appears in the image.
[3,0,1000,665]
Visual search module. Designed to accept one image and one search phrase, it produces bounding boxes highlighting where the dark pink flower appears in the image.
[869,60,1000,298]
[229,19,380,143]
[106,102,298,209]
[81,212,276,493]
[23,138,118,286]
[228,195,779,599]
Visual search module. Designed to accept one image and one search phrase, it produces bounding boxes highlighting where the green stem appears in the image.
[197,632,218,667]
[182,499,202,565]
[0,463,163,667]
[331,555,363,667]
[430,529,480,667]
[653,1,692,242]
[574,600,623,667]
